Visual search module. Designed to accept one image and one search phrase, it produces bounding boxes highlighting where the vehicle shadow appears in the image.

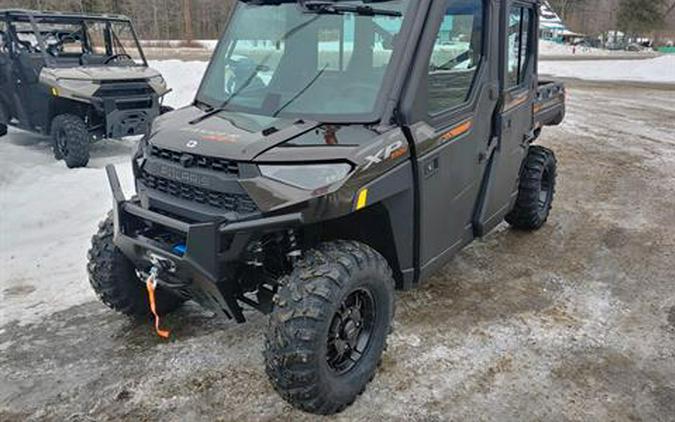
[5,128,52,150]
[6,128,137,167]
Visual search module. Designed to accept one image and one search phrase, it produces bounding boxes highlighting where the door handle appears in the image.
[423,157,440,179]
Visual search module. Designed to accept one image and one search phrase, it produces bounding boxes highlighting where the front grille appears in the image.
[95,81,154,98]
[150,145,240,176]
[140,171,258,215]
[119,100,153,110]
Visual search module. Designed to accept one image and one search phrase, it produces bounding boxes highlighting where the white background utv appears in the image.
[0,9,171,168]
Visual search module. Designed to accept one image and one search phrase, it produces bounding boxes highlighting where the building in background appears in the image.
[540,1,585,44]
[540,2,568,42]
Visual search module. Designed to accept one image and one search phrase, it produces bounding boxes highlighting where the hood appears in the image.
[43,66,161,81]
[147,106,321,162]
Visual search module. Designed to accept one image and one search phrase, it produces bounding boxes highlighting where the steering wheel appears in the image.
[104,53,133,64]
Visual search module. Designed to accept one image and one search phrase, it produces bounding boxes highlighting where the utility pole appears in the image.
[183,0,194,42]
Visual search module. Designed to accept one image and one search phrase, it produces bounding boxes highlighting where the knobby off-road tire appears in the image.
[0,124,7,138]
[506,145,557,230]
[87,213,184,317]
[51,114,91,168]
[264,241,395,415]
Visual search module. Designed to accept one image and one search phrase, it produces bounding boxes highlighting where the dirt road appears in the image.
[1,80,674,421]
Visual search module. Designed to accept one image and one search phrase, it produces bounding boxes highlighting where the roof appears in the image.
[0,9,131,22]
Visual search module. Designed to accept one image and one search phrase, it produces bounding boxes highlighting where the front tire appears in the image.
[506,145,557,230]
[264,241,395,415]
[51,114,91,168]
[87,214,184,317]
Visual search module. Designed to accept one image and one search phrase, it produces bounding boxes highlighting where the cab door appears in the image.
[477,2,537,233]
[402,0,498,279]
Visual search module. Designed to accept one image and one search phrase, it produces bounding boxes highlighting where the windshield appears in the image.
[11,18,145,67]
[197,0,412,121]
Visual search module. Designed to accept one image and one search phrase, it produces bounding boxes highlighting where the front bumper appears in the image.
[103,94,160,138]
[106,165,302,322]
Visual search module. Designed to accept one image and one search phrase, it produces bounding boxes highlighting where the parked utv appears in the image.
[0,9,172,168]
[88,0,566,415]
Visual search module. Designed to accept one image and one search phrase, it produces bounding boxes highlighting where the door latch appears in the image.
[423,157,440,178]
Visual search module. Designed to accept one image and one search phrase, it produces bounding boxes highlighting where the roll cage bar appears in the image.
[0,9,147,67]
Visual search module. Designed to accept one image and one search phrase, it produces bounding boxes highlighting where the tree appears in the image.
[182,0,193,41]
[617,0,668,35]
[666,1,675,17]
[548,0,588,21]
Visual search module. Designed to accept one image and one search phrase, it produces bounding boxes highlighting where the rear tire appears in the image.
[51,114,91,168]
[87,213,184,317]
[264,241,395,415]
[506,145,557,230]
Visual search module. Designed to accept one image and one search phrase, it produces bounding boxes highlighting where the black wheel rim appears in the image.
[56,128,69,156]
[538,168,553,216]
[326,288,376,375]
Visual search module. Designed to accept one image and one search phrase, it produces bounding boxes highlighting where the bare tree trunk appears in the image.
[183,0,193,42]
[152,0,160,40]
[666,1,675,17]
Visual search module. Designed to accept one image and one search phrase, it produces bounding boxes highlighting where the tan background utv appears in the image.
[0,9,171,168]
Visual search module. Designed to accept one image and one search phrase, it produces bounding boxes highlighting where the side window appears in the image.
[506,6,533,89]
[427,0,484,115]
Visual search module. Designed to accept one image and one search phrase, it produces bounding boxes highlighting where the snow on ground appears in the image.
[539,40,612,56]
[540,55,675,84]
[0,60,206,326]
[143,39,658,58]
[149,60,208,108]
[538,40,657,57]
[0,133,136,326]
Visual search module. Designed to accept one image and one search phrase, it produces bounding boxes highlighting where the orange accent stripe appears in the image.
[441,119,473,142]
[146,277,170,339]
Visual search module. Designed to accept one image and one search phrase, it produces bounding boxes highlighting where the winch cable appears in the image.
[146,267,170,339]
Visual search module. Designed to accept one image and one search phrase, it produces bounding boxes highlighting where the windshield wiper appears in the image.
[190,10,326,125]
[243,0,402,17]
[302,1,402,17]
[272,63,329,117]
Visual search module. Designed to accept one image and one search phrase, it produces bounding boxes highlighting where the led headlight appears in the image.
[56,78,97,93]
[259,163,352,191]
[149,75,166,86]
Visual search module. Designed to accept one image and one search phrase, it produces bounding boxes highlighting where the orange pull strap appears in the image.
[146,270,170,339]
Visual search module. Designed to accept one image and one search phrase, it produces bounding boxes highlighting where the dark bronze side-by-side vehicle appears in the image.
[87,0,565,414]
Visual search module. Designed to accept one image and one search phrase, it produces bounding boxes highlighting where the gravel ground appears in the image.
[1,79,675,421]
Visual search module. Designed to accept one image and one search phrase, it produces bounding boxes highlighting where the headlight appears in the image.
[259,163,352,191]
[149,75,166,86]
[57,78,97,92]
